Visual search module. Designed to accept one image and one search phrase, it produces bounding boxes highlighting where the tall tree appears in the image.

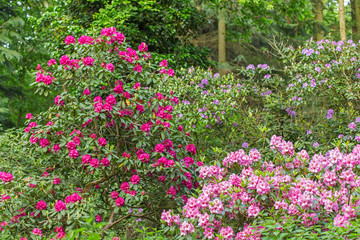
[313,0,324,40]
[339,0,346,40]
[218,6,226,75]
[0,0,52,129]
[351,0,360,41]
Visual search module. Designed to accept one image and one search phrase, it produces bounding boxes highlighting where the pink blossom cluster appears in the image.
[270,135,294,156]
[35,71,55,85]
[158,59,175,77]
[163,135,360,238]
[0,172,13,182]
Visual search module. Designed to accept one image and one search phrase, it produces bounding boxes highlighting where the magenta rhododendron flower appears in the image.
[115,197,125,207]
[0,172,13,183]
[36,201,47,210]
[78,35,94,45]
[68,149,79,159]
[121,182,129,191]
[111,191,119,199]
[83,88,91,95]
[65,193,82,204]
[130,175,140,184]
[64,35,75,44]
[133,82,141,90]
[138,42,148,52]
[185,144,196,155]
[134,64,142,73]
[155,143,165,153]
[47,59,56,66]
[53,178,61,185]
[105,63,114,72]
[101,157,110,167]
[54,200,66,212]
[25,113,33,119]
[82,57,95,66]
[54,95,64,106]
[159,59,168,67]
[98,137,107,146]
[39,138,50,148]
[90,158,99,168]
[32,228,42,236]
[113,85,123,94]
[167,68,175,77]
[59,55,70,65]
[141,123,150,132]
[95,214,102,222]
[82,154,91,164]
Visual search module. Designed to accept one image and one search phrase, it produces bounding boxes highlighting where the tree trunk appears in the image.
[352,0,357,38]
[353,0,360,41]
[218,7,226,75]
[339,0,346,41]
[313,0,324,41]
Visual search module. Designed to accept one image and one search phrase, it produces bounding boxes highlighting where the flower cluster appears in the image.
[163,135,360,238]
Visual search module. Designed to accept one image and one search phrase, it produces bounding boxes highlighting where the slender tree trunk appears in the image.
[352,0,357,38]
[218,7,226,75]
[313,0,324,41]
[339,0,346,41]
[353,0,360,41]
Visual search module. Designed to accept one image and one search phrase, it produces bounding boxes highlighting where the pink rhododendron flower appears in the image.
[168,68,175,77]
[133,82,141,90]
[26,113,33,119]
[47,59,57,66]
[105,63,114,72]
[0,172,14,182]
[111,191,119,199]
[39,138,50,148]
[54,200,66,212]
[349,122,357,129]
[121,182,129,191]
[179,221,195,236]
[82,57,95,66]
[32,228,42,236]
[59,55,70,65]
[98,137,107,146]
[159,59,168,67]
[69,149,79,159]
[36,201,47,210]
[141,123,150,132]
[101,157,110,167]
[115,197,125,207]
[130,175,140,184]
[138,42,148,52]
[155,143,165,153]
[185,144,196,155]
[134,64,142,72]
[83,88,91,95]
[95,215,102,222]
[53,178,61,185]
[247,205,260,217]
[64,36,75,44]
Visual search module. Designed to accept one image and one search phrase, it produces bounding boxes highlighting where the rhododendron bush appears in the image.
[157,39,360,159]
[0,28,201,239]
[162,135,360,239]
